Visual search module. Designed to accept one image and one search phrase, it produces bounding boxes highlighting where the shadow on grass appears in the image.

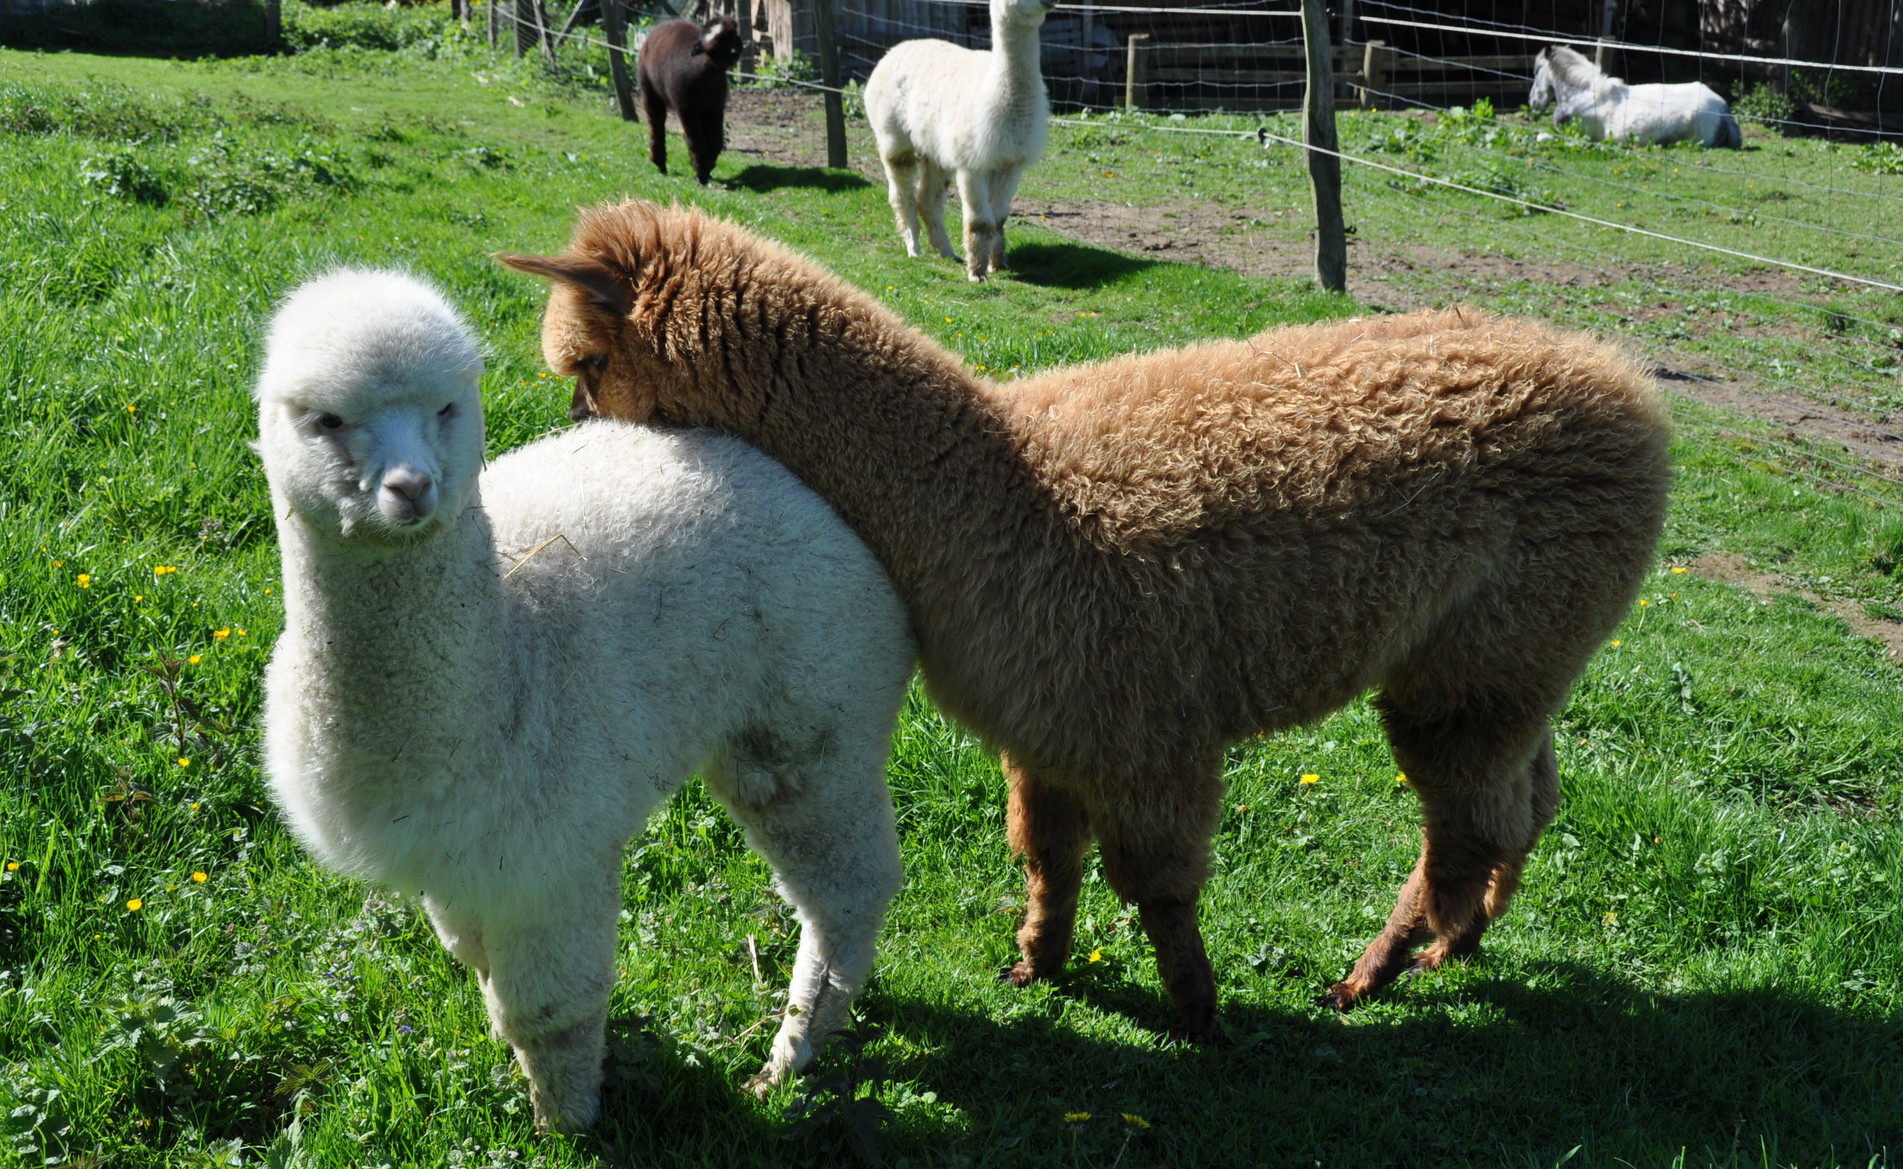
[845,964,1903,1168]
[1004,241,1157,290]
[724,165,872,194]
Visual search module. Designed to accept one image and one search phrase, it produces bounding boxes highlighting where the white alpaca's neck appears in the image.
[987,13,1046,109]
[274,496,510,761]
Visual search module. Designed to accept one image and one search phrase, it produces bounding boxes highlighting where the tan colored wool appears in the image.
[500,200,1673,1035]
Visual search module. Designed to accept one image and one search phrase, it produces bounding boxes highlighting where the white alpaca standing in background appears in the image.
[256,270,913,1134]
[864,0,1054,281]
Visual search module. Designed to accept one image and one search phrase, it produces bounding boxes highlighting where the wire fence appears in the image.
[493,0,1903,511]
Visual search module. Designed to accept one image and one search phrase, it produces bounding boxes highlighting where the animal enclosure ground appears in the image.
[1,17,1901,1168]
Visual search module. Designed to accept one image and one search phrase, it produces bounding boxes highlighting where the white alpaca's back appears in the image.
[258,270,913,1135]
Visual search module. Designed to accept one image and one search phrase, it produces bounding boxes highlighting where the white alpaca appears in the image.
[864,0,1054,281]
[255,270,913,1134]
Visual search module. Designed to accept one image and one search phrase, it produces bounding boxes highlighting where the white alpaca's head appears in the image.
[993,0,1054,30]
[256,270,485,545]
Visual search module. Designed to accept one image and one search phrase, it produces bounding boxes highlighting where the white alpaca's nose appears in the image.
[381,466,437,522]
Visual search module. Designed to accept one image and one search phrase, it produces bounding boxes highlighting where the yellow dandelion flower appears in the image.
[1088,948,1103,963]
[53,560,63,568]
[1670,566,1687,574]
[1610,639,1623,647]
[1639,599,1649,607]
[213,628,230,641]
[1300,773,1320,785]
[177,757,191,768]
[1395,773,1408,784]
[187,655,202,665]
[154,565,176,576]
[126,404,137,412]
[5,862,18,872]
[1122,1113,1150,1130]
[134,595,143,602]
[237,629,247,637]
[192,871,208,883]
[1065,1112,1091,1123]
[127,898,143,911]
[76,574,91,588]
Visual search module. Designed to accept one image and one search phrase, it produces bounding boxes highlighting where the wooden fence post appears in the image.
[1125,33,1150,111]
[1301,0,1346,294]
[603,0,638,121]
[812,0,848,168]
[488,0,498,49]
[1359,39,1386,109]
[1594,35,1613,72]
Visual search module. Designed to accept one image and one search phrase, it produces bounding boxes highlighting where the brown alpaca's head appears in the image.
[497,200,741,426]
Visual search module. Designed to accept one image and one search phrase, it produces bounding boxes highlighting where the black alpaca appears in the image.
[636,15,743,186]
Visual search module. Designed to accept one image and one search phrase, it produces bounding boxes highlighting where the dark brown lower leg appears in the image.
[1135,898,1216,1041]
[1096,773,1222,1041]
[1001,756,1094,987]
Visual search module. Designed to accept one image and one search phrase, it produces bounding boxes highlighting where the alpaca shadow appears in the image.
[1002,241,1156,290]
[845,964,1902,1166]
[724,164,872,194]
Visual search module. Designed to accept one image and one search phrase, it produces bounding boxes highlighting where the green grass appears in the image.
[1,11,1900,1167]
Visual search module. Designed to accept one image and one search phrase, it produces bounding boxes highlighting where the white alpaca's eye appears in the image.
[438,402,456,419]
[315,412,346,433]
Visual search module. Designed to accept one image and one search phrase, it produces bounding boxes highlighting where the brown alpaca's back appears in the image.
[500,202,1672,1038]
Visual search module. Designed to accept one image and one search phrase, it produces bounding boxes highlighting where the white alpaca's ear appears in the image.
[496,253,632,317]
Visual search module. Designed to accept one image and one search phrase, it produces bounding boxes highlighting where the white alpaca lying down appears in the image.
[255,269,913,1133]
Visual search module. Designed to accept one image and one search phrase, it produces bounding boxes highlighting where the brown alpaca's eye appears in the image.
[582,354,609,372]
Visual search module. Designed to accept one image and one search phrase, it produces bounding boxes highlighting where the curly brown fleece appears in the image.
[499,200,1672,1035]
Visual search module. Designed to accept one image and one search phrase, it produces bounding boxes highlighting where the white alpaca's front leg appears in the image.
[984,168,1024,274]
[466,864,622,1133]
[918,159,961,261]
[956,169,999,282]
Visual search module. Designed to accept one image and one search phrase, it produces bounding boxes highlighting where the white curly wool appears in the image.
[864,0,1054,281]
[255,270,912,1133]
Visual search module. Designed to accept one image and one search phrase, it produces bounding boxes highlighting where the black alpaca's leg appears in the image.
[640,82,668,174]
[1001,756,1094,986]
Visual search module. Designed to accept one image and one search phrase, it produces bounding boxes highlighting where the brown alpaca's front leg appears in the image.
[1095,774,1222,1041]
[1001,757,1093,986]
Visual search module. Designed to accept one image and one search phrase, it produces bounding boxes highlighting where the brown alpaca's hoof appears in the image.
[1319,981,1366,1012]
[998,961,1043,987]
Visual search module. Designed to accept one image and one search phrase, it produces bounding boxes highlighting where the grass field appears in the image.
[1,9,1901,1167]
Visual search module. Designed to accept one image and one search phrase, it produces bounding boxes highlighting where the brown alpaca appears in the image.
[498,201,1672,1036]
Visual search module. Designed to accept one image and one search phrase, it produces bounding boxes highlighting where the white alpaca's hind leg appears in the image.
[985,168,1024,273]
[467,863,622,1133]
[917,159,960,261]
[704,747,901,1096]
[880,152,926,258]
[956,170,999,282]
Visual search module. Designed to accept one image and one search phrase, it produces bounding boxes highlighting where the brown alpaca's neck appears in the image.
[673,272,1045,663]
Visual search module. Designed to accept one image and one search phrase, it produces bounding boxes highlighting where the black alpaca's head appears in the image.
[694,15,743,70]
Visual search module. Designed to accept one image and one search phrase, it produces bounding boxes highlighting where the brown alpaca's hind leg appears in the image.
[1328,703,1557,1011]
[1002,756,1094,987]
[1095,770,1223,1041]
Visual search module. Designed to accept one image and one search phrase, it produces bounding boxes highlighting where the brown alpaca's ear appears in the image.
[494,253,633,317]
